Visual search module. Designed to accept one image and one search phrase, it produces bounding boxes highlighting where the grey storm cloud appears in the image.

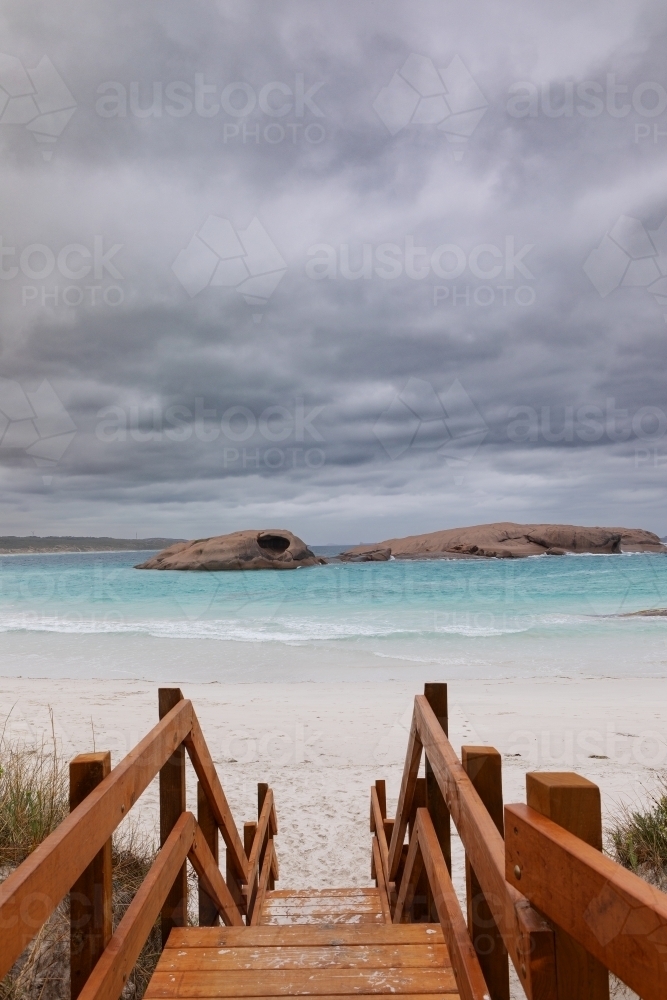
[0,0,666,540]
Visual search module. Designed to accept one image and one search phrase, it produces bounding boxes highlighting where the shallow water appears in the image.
[0,550,666,681]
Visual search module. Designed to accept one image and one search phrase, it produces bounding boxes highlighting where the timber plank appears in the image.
[263,900,382,912]
[165,926,446,948]
[267,889,381,898]
[157,943,449,971]
[145,966,458,996]
[261,912,386,925]
[149,997,454,1000]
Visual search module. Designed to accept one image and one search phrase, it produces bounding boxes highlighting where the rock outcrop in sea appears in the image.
[136,530,324,571]
[340,523,666,561]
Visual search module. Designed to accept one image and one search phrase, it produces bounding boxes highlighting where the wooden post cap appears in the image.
[424,683,448,735]
[461,747,503,836]
[69,752,111,809]
[526,772,602,850]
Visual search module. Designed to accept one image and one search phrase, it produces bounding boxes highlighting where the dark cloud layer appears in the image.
[0,0,666,541]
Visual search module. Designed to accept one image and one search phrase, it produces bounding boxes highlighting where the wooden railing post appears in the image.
[226,849,246,918]
[69,752,112,1000]
[197,781,219,926]
[526,772,609,1000]
[258,783,274,891]
[424,683,450,923]
[158,688,187,946]
[244,821,257,859]
[406,777,428,921]
[462,746,509,1000]
[243,821,257,920]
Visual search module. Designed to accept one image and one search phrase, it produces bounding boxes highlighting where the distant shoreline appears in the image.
[0,537,183,554]
[0,548,164,556]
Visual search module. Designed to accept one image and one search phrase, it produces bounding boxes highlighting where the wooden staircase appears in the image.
[146,889,460,999]
[4,683,667,1000]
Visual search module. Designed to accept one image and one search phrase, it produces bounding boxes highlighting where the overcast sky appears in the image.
[0,0,666,543]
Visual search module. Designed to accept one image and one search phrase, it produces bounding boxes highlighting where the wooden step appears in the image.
[259,888,385,926]
[147,922,459,999]
[166,925,447,947]
[158,943,448,971]
[147,967,458,996]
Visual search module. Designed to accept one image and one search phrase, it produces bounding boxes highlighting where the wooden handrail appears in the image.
[248,789,274,876]
[389,695,556,1000]
[371,786,391,886]
[76,811,242,1000]
[249,841,275,927]
[77,812,196,1000]
[0,698,194,980]
[184,711,249,882]
[393,816,422,924]
[1,689,280,1000]
[245,788,276,920]
[387,713,422,882]
[394,809,490,1000]
[371,838,392,924]
[188,822,244,928]
[506,803,667,1000]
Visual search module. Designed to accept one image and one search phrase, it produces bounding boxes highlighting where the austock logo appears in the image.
[172,215,287,320]
[373,377,488,478]
[373,53,488,159]
[583,214,667,320]
[0,377,76,481]
[0,54,76,160]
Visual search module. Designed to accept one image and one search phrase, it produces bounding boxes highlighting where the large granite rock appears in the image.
[136,529,323,571]
[341,523,667,561]
[339,548,392,563]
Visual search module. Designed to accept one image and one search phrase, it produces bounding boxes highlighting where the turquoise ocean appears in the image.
[1,550,666,683]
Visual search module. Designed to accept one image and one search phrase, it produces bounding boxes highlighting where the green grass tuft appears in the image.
[0,714,68,867]
[610,782,667,890]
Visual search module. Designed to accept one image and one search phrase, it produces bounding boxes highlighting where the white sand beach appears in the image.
[2,675,665,889]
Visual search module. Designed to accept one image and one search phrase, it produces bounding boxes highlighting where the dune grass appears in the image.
[610,780,667,890]
[0,723,163,1000]
[606,782,667,999]
[0,712,68,868]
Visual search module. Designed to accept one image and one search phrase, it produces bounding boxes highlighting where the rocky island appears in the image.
[340,522,666,561]
[135,529,324,571]
[136,522,666,571]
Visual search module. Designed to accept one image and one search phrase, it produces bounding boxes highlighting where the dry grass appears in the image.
[0,725,164,1000]
[610,779,667,891]
[605,784,667,999]
[0,712,68,868]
